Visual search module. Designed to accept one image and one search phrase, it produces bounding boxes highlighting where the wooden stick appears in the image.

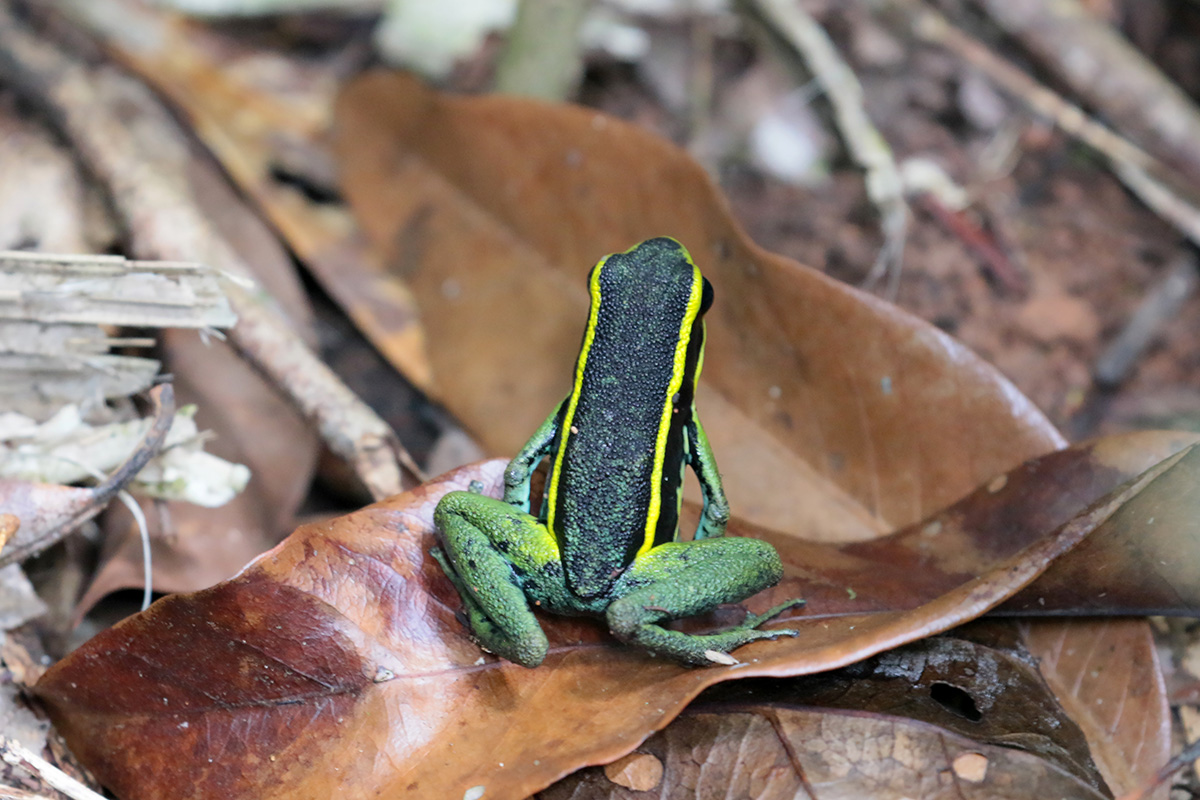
[0,4,421,497]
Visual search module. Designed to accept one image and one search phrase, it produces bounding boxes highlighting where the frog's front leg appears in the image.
[433,491,570,667]
[606,537,804,666]
[686,416,730,540]
[503,400,566,512]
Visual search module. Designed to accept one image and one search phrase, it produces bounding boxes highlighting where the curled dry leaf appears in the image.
[541,630,1128,797]
[0,384,174,569]
[35,440,1199,800]
[702,631,1109,791]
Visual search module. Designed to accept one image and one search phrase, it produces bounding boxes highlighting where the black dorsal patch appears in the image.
[551,238,704,598]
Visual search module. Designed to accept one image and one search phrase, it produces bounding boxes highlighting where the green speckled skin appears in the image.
[432,239,803,667]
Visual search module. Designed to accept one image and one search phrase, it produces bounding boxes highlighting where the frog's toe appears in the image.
[759,628,799,640]
[741,598,805,630]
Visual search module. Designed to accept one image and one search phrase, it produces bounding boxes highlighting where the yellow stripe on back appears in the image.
[637,257,703,557]
[544,256,607,532]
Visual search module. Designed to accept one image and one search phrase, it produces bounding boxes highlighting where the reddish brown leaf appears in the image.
[35,443,1194,800]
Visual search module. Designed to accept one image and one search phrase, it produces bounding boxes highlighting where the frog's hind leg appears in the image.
[607,537,804,666]
[433,491,569,668]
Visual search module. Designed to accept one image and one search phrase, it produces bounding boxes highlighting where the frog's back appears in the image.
[548,238,707,598]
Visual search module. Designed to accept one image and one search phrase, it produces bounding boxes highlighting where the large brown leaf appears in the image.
[327,76,1189,800]
[333,71,1062,537]
[34,440,1197,800]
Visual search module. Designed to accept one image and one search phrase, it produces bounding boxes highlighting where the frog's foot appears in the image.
[430,544,549,667]
[690,599,806,664]
[607,536,804,667]
[433,493,565,667]
[738,597,806,631]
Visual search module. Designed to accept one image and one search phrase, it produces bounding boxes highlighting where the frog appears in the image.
[432,237,803,667]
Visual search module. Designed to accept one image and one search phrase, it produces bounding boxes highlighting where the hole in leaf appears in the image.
[930,682,982,722]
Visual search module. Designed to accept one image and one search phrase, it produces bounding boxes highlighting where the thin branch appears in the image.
[978,0,1200,183]
[0,3,421,497]
[748,0,909,296]
[0,384,174,569]
[0,738,105,800]
[892,1,1200,254]
[1094,255,1199,387]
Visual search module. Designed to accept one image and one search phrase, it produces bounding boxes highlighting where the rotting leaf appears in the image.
[700,632,1110,793]
[34,442,1198,800]
[537,705,1110,800]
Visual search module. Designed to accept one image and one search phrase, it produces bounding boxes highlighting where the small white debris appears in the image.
[704,649,738,666]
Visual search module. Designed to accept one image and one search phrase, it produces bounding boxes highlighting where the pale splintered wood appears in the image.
[0,251,235,414]
[0,251,236,328]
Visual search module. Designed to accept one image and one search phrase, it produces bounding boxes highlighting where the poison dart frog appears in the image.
[432,237,803,667]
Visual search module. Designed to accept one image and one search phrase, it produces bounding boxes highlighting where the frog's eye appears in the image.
[699,277,714,315]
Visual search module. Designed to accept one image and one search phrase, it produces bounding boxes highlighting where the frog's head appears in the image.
[586,237,712,326]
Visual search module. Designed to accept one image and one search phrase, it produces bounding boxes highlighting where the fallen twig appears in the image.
[747,0,909,297]
[0,3,420,497]
[0,384,174,569]
[1094,256,1199,387]
[0,738,104,800]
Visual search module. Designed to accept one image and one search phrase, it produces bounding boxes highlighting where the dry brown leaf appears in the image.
[1023,619,1171,799]
[699,629,1111,791]
[539,705,1110,799]
[333,71,1062,540]
[34,442,1195,800]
